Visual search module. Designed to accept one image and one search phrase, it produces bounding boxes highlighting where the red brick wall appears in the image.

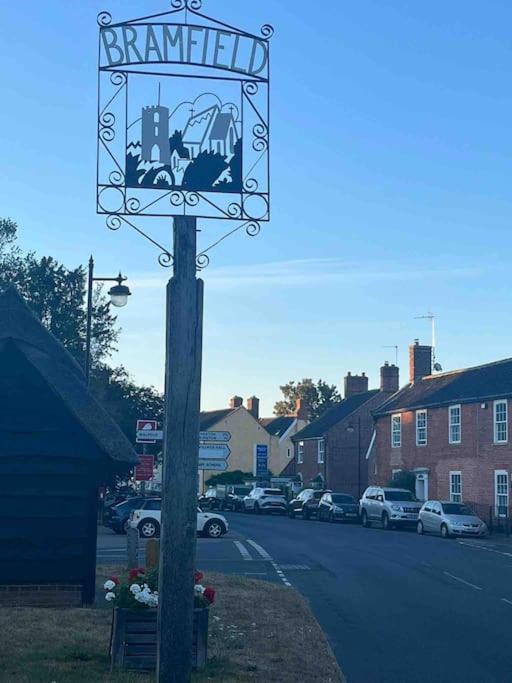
[372,399,512,506]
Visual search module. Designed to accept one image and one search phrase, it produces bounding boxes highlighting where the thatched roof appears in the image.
[0,287,138,464]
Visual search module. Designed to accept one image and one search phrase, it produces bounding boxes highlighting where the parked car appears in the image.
[103,496,150,534]
[318,492,359,522]
[129,502,229,539]
[417,501,488,538]
[288,489,331,520]
[198,485,254,511]
[360,487,422,530]
[243,487,287,514]
[198,488,221,510]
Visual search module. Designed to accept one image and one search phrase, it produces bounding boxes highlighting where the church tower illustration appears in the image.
[141,85,170,164]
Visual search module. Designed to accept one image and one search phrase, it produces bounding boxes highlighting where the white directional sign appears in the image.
[199,431,231,443]
[198,459,229,472]
[198,443,231,461]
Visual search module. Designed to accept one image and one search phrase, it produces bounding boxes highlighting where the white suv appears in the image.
[360,487,422,530]
[129,500,228,539]
[243,487,287,514]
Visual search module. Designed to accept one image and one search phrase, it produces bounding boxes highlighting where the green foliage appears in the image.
[387,470,417,493]
[205,470,255,487]
[274,378,341,419]
[0,218,118,367]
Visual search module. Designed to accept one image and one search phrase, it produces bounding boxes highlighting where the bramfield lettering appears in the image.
[100,24,268,76]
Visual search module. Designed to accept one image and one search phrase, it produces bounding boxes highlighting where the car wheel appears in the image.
[382,512,391,530]
[138,519,159,539]
[328,511,335,523]
[441,523,450,539]
[417,520,424,535]
[254,503,260,514]
[204,520,225,538]
[303,509,310,520]
[361,510,371,528]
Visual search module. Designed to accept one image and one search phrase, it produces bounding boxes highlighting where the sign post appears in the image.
[254,444,269,479]
[96,2,271,680]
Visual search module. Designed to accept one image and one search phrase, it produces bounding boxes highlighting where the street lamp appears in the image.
[346,416,362,498]
[85,255,131,382]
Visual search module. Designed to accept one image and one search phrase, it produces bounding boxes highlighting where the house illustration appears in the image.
[181,105,238,159]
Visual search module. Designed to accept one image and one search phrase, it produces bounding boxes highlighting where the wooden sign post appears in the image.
[157,216,203,682]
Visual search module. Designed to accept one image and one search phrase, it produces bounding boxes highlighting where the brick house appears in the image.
[285,364,399,497]
[260,399,310,475]
[370,340,512,516]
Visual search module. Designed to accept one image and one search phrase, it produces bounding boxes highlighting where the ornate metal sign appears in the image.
[97,0,272,265]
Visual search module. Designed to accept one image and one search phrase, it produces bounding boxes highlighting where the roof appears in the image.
[374,357,512,416]
[292,391,380,441]
[209,113,233,141]
[260,415,295,438]
[0,287,138,464]
[200,408,233,431]
[182,105,219,146]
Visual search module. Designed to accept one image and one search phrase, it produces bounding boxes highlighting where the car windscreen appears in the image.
[264,489,283,496]
[442,503,473,515]
[313,491,325,500]
[233,487,251,495]
[332,494,356,504]
[384,490,415,501]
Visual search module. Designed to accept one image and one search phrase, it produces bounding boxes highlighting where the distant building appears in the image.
[260,399,310,475]
[370,341,512,519]
[141,105,171,164]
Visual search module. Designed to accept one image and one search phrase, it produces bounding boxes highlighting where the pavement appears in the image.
[98,515,512,683]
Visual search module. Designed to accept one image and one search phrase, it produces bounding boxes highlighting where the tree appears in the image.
[0,218,118,368]
[274,378,341,420]
[205,470,254,487]
[387,470,417,494]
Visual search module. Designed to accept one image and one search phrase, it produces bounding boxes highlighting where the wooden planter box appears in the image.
[110,607,208,672]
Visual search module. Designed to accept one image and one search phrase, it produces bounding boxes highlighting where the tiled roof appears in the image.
[292,391,380,441]
[260,416,295,438]
[374,358,512,416]
[209,113,232,140]
[200,409,233,430]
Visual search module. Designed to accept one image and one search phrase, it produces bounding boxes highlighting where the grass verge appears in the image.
[0,572,343,682]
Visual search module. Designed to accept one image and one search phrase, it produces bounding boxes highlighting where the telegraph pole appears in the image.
[157,216,203,683]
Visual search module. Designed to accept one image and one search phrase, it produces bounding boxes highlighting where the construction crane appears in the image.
[415,312,442,372]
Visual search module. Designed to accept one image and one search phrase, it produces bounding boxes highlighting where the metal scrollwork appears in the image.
[170,191,185,207]
[97,11,112,26]
[110,71,126,86]
[227,202,242,218]
[260,24,275,39]
[252,123,268,152]
[243,82,259,97]
[246,221,261,237]
[243,178,259,193]
[99,112,115,142]
[158,252,173,268]
[106,215,122,231]
[126,197,141,213]
[196,253,210,270]
[109,170,124,186]
[171,0,202,8]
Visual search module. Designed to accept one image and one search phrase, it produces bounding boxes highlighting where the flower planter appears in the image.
[110,607,209,672]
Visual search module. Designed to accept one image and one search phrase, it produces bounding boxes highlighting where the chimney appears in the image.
[380,362,399,393]
[247,396,260,420]
[295,398,310,421]
[344,372,369,399]
[230,395,243,409]
[409,340,432,383]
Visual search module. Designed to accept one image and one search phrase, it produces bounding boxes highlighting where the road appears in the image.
[98,514,512,683]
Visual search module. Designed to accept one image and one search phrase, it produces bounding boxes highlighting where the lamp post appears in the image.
[346,416,362,498]
[85,255,131,383]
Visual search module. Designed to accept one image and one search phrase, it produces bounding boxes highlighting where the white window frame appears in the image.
[391,414,401,448]
[317,439,325,464]
[449,471,462,503]
[494,400,508,444]
[448,404,461,444]
[392,469,402,480]
[297,441,304,464]
[416,409,427,446]
[494,470,509,517]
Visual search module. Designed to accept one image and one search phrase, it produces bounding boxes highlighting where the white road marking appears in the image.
[247,539,292,588]
[458,541,512,559]
[500,598,512,606]
[444,571,483,591]
[234,541,253,561]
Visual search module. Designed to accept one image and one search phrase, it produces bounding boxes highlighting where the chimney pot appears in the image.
[344,373,369,398]
[295,398,310,421]
[247,396,260,420]
[380,362,399,393]
[230,395,243,409]
[409,341,432,383]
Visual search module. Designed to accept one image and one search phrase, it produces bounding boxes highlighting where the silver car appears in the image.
[360,486,423,530]
[417,500,488,538]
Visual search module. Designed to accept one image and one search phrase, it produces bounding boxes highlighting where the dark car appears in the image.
[224,485,253,511]
[288,489,331,520]
[318,492,359,522]
[104,497,151,534]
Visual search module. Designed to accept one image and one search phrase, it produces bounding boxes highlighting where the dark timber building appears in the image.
[0,288,138,605]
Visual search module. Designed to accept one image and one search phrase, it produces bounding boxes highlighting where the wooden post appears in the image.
[157,216,203,683]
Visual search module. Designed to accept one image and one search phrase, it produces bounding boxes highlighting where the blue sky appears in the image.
[0,0,511,416]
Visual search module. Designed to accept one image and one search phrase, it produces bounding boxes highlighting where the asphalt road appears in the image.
[98,515,512,683]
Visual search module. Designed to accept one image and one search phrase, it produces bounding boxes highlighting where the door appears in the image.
[422,502,435,532]
[372,492,384,520]
[431,502,443,534]
[415,473,429,502]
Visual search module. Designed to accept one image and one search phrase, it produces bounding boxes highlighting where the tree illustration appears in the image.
[182,151,228,191]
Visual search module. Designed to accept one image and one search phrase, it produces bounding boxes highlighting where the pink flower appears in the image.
[129,567,145,580]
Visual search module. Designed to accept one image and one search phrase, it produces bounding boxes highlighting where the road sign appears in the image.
[136,419,162,444]
[254,444,268,478]
[135,454,154,481]
[199,431,231,443]
[198,459,228,472]
[198,443,230,461]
